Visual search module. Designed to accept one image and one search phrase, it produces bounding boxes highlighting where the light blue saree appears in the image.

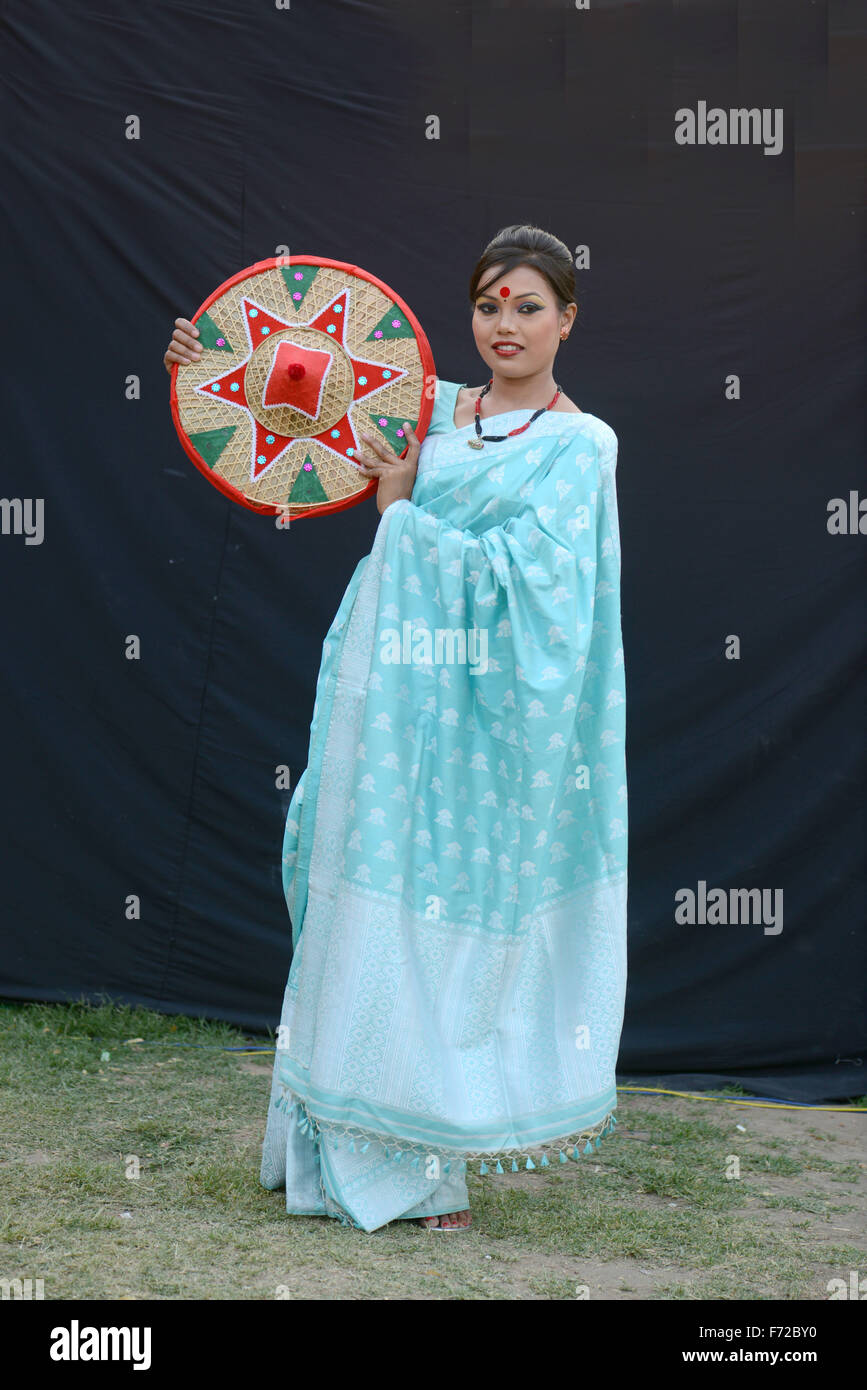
[260,378,627,1231]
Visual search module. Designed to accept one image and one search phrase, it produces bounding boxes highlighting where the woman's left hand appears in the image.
[354,423,420,515]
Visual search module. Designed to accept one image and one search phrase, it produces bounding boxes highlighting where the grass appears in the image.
[1,999,864,1300]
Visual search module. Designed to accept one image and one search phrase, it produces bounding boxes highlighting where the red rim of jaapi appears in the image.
[169,254,437,522]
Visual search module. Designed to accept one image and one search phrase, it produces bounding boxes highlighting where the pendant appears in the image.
[467,439,484,450]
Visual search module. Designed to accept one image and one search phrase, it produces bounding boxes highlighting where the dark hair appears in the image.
[469,224,576,315]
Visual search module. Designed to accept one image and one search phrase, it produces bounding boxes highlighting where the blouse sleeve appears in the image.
[424,377,462,436]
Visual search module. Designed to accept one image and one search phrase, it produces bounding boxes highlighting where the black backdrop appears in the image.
[1,0,864,1102]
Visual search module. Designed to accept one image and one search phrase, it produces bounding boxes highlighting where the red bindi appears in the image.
[499,285,510,297]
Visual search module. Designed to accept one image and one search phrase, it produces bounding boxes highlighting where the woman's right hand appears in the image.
[164,317,203,374]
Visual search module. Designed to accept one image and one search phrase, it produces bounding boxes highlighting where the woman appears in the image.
[165,224,627,1233]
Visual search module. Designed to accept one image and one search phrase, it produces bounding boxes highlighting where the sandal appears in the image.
[417,1211,472,1231]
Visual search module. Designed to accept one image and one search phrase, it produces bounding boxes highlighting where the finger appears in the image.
[357,431,381,459]
[401,421,420,454]
[355,439,391,470]
[173,321,202,359]
[358,430,396,464]
[171,335,202,361]
[173,330,202,353]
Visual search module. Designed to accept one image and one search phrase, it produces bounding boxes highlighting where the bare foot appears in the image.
[417,1209,472,1230]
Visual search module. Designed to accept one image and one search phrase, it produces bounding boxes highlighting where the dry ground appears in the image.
[1,1002,864,1300]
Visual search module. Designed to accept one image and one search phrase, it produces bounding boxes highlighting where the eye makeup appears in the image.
[477,302,542,314]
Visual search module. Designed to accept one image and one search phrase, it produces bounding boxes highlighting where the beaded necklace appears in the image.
[467,376,562,450]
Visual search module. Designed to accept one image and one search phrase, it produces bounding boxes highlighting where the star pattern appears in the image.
[195,288,409,482]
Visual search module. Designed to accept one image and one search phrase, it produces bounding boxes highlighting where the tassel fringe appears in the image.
[273,1083,618,1175]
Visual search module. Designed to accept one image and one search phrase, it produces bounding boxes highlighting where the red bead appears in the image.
[287,362,306,380]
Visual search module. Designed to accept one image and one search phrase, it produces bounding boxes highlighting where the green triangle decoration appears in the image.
[281,264,320,312]
[368,413,417,454]
[365,303,415,341]
[194,312,233,352]
[288,454,329,504]
[188,424,237,468]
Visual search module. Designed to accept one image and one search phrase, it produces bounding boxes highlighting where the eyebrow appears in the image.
[476,291,544,301]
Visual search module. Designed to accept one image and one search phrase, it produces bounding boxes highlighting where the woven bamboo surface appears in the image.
[173,260,431,517]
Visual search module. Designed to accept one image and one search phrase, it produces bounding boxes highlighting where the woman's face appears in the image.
[471,262,575,379]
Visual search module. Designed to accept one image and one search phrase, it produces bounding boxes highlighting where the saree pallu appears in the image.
[260,389,627,1231]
